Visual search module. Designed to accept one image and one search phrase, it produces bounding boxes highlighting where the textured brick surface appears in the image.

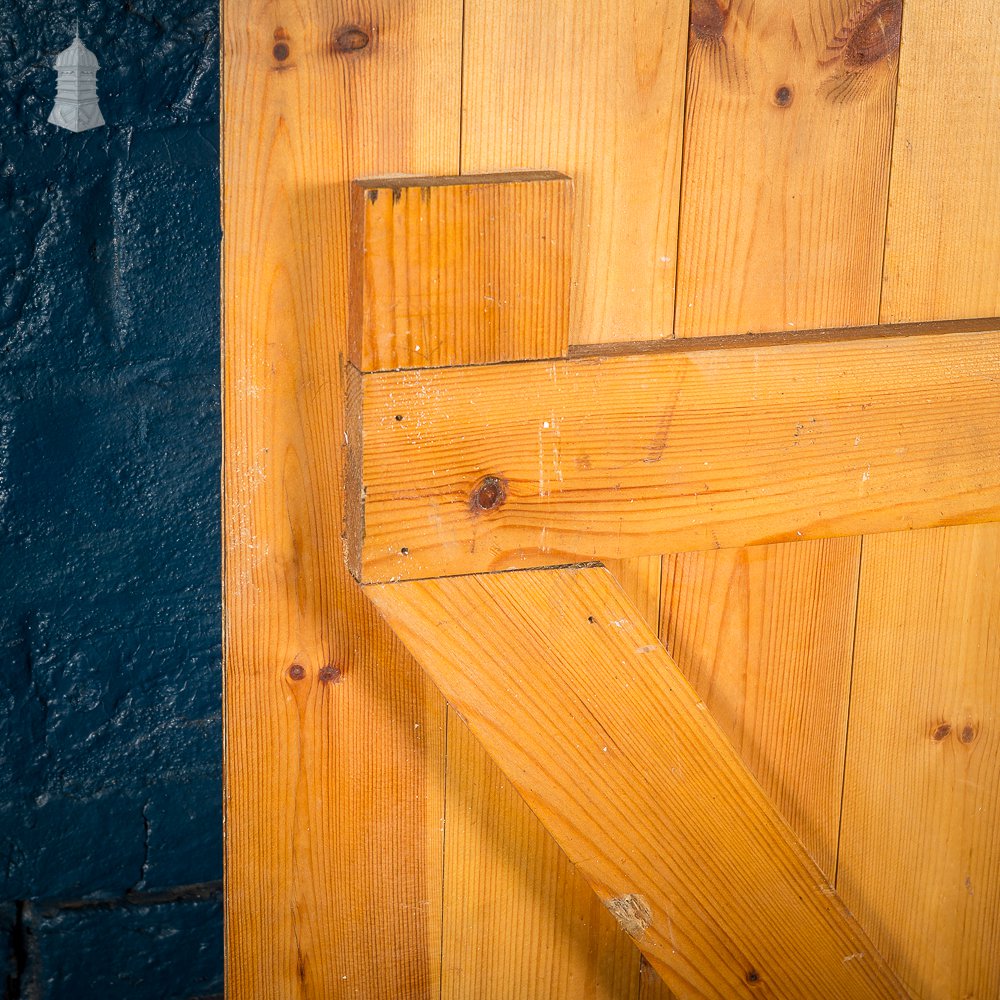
[1,0,220,995]
[19,891,223,999]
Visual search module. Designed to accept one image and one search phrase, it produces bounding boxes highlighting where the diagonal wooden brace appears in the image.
[367,564,909,999]
[340,171,953,997]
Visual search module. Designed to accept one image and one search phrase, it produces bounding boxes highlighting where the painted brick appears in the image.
[21,892,223,1000]
[0,0,222,993]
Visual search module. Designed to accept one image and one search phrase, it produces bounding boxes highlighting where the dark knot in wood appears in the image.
[773,85,794,107]
[690,0,728,42]
[470,475,507,514]
[334,26,370,53]
[843,0,902,68]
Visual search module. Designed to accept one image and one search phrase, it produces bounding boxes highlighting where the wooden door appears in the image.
[222,1,1000,996]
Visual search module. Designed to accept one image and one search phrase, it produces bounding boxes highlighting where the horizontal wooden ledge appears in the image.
[344,318,1000,584]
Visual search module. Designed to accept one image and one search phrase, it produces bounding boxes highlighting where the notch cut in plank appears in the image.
[349,172,572,371]
[345,318,1000,583]
[367,565,910,999]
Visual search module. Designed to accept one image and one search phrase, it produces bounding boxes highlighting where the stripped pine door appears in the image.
[223,0,1000,997]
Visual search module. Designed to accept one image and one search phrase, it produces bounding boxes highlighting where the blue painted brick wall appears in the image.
[1,0,221,995]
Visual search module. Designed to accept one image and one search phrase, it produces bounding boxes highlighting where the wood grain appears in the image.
[461,0,690,344]
[224,0,1000,993]
[460,18,682,985]
[349,172,572,370]
[367,565,909,999]
[439,544,658,1000]
[441,715,641,1000]
[347,321,1000,582]
[674,0,900,337]
[839,525,1000,999]
[880,2,1000,323]
[610,548,667,1000]
[222,2,462,995]
[606,556,663,628]
[460,14,682,982]
[362,166,648,999]
[639,956,677,1000]
[660,537,861,877]
[835,14,1000,994]
[666,8,902,995]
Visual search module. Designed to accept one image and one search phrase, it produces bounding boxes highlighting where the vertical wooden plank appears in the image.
[659,538,861,878]
[839,525,1000,998]
[222,2,462,996]
[657,7,900,980]
[462,0,690,345]
[447,2,688,991]
[674,0,900,337]
[839,10,1000,995]
[441,717,642,1000]
[880,3,1000,322]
